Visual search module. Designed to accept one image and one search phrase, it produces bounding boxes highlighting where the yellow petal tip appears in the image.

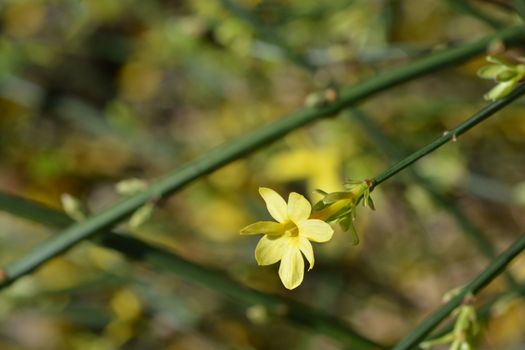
[258,187,270,194]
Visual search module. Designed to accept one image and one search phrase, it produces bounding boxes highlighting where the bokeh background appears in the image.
[1,0,525,349]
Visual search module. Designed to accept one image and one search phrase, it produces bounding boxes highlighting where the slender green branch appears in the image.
[349,109,522,290]
[0,25,524,290]
[371,83,525,187]
[391,233,525,350]
[0,192,385,350]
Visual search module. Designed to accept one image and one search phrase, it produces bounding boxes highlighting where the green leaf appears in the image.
[477,65,506,79]
[459,341,472,350]
[314,189,328,196]
[367,196,375,210]
[313,199,327,211]
[339,215,351,232]
[129,202,155,229]
[484,80,517,101]
[486,55,514,66]
[60,193,86,222]
[304,92,324,107]
[116,178,148,196]
[323,191,353,204]
[420,333,454,349]
[450,340,462,350]
[495,69,518,82]
[349,224,360,246]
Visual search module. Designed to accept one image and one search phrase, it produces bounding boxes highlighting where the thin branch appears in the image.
[0,25,524,290]
[349,109,522,290]
[0,192,385,350]
[371,83,525,187]
[391,233,525,350]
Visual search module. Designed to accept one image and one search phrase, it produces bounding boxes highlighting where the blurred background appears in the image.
[1,0,525,349]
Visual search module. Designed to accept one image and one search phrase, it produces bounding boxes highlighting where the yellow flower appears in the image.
[241,187,334,289]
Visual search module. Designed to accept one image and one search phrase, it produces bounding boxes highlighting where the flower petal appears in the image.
[287,192,311,223]
[299,237,314,270]
[298,219,334,242]
[255,235,287,266]
[240,221,284,235]
[259,187,288,223]
[278,246,304,289]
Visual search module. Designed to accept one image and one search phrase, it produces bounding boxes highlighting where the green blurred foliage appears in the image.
[1,0,525,349]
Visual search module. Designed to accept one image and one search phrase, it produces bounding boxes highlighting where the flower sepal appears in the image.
[312,180,374,244]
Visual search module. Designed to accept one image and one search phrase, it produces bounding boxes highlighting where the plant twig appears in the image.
[371,83,525,187]
[0,192,385,350]
[391,233,525,350]
[0,25,524,290]
[349,109,522,290]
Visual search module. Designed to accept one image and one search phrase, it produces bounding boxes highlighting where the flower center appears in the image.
[283,221,299,237]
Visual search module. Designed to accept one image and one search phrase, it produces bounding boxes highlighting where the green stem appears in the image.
[391,233,525,350]
[350,109,522,290]
[1,26,524,289]
[372,83,525,187]
[0,192,385,350]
